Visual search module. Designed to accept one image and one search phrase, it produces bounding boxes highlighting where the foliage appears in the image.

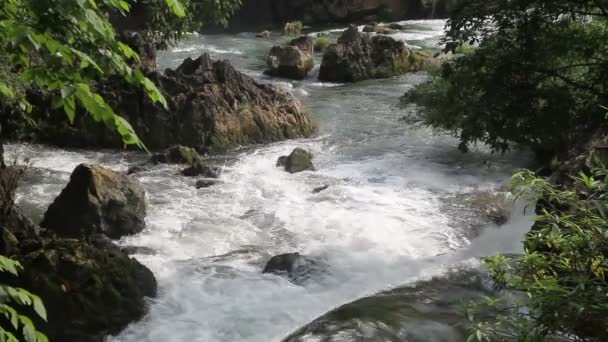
[121,0,242,49]
[284,21,303,36]
[408,0,608,160]
[314,37,333,51]
[467,164,608,341]
[0,256,47,342]
[0,0,193,149]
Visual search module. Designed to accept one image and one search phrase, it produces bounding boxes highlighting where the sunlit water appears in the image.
[8,20,536,342]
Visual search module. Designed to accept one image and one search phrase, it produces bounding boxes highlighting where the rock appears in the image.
[278,148,315,173]
[41,164,147,239]
[263,252,326,284]
[276,155,288,167]
[256,30,272,38]
[13,54,316,151]
[312,184,329,193]
[181,160,219,178]
[126,165,148,175]
[266,36,315,79]
[13,237,157,342]
[362,24,377,32]
[387,22,404,30]
[121,245,158,255]
[195,179,217,189]
[150,145,200,165]
[319,26,430,82]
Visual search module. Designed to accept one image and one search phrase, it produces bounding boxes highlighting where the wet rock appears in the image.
[266,36,315,79]
[195,179,217,189]
[319,26,430,82]
[15,54,315,151]
[387,22,404,30]
[41,164,147,239]
[150,145,200,165]
[119,31,157,71]
[121,245,158,255]
[13,237,157,342]
[256,30,271,38]
[282,269,491,342]
[263,252,326,284]
[126,165,148,175]
[181,160,219,178]
[362,24,377,32]
[276,155,288,167]
[312,184,329,193]
[277,148,315,173]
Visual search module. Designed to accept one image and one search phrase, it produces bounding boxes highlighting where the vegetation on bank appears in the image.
[408,0,608,161]
[404,0,608,340]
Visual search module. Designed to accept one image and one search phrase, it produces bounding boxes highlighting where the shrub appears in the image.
[467,164,608,341]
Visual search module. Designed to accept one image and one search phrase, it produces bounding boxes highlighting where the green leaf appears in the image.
[165,0,186,17]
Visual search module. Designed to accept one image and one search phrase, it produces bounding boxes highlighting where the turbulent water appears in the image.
[9,20,537,342]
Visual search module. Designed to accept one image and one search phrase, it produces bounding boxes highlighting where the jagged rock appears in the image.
[312,184,329,193]
[181,160,219,178]
[195,179,217,189]
[10,54,315,151]
[319,26,430,82]
[266,36,315,79]
[263,252,327,284]
[277,148,315,173]
[11,237,157,342]
[41,164,147,239]
[256,30,272,38]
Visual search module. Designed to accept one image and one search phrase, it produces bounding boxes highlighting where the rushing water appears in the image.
[8,20,537,341]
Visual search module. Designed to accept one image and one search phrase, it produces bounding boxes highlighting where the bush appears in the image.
[407,1,608,161]
[284,21,303,35]
[314,37,333,51]
[467,165,608,341]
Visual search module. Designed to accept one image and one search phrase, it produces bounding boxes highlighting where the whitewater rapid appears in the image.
[8,20,536,342]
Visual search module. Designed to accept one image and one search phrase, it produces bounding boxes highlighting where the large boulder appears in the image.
[319,26,430,82]
[10,237,157,342]
[277,148,315,173]
[8,54,316,151]
[266,36,315,79]
[41,164,147,239]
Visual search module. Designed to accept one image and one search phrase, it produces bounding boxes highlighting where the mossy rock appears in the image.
[7,238,157,342]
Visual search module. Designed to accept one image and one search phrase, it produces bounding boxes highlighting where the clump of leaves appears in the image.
[467,163,608,341]
[0,255,48,342]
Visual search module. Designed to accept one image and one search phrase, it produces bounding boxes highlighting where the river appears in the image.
[8,20,536,341]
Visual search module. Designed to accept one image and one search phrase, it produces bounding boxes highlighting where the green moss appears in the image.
[454,43,477,55]
[283,21,303,36]
[314,37,333,51]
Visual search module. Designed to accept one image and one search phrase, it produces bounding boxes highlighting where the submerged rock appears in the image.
[312,184,329,193]
[11,54,316,151]
[277,148,315,173]
[195,179,217,188]
[121,245,158,255]
[266,35,315,79]
[181,160,219,178]
[263,252,327,284]
[256,30,272,38]
[41,164,147,239]
[319,26,430,82]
